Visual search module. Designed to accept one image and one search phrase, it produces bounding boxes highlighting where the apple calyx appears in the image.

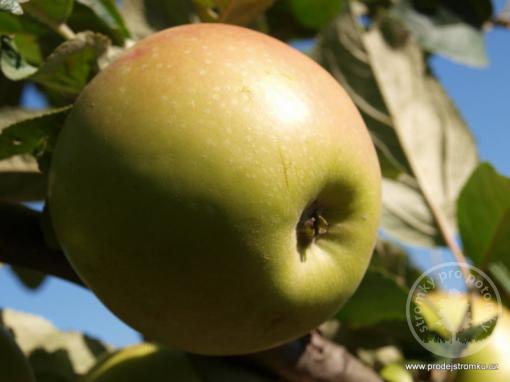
[297,203,329,257]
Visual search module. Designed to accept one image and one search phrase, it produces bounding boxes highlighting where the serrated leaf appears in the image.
[336,268,409,327]
[31,32,110,95]
[0,106,71,161]
[394,0,488,67]
[362,19,479,247]
[0,35,38,80]
[23,0,74,26]
[0,0,26,15]
[288,0,344,29]
[194,0,275,25]
[1,309,112,375]
[458,163,510,269]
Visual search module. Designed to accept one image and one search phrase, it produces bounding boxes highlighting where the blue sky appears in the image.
[1,7,508,348]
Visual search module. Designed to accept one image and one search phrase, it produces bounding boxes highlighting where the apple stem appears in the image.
[296,204,329,261]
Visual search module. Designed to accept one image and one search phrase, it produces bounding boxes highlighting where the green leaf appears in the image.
[1,308,112,375]
[457,163,510,269]
[9,266,47,290]
[32,32,110,95]
[336,268,409,327]
[0,108,54,201]
[441,0,493,28]
[0,35,37,80]
[488,262,510,297]
[380,363,413,382]
[0,0,26,15]
[362,17,479,247]
[288,0,344,29]
[28,348,77,382]
[120,0,195,40]
[23,0,74,26]
[0,106,71,161]
[394,0,488,67]
[69,0,129,46]
[382,178,442,247]
[193,0,275,25]
[314,11,411,179]
[0,155,46,201]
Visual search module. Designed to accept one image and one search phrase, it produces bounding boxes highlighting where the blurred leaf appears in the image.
[0,73,24,105]
[394,0,488,67]
[0,108,51,201]
[456,316,497,343]
[29,348,77,382]
[69,0,129,46]
[77,0,129,38]
[121,0,195,40]
[488,263,510,297]
[9,266,47,290]
[264,1,316,40]
[1,308,113,375]
[288,0,344,29]
[380,363,413,382]
[362,19,478,247]
[315,11,411,179]
[0,35,38,80]
[0,106,71,162]
[0,155,46,201]
[23,0,74,26]
[14,33,43,65]
[336,268,409,327]
[458,163,510,269]
[382,178,441,247]
[194,0,275,25]
[31,32,110,95]
[441,0,493,28]
[0,0,26,15]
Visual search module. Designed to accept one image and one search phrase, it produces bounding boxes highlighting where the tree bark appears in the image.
[0,203,382,382]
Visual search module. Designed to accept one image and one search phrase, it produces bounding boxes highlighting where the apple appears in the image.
[0,326,36,382]
[417,292,510,382]
[81,344,201,382]
[49,23,381,355]
[82,343,275,382]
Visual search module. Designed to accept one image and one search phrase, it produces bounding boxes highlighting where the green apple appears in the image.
[81,344,201,382]
[0,326,36,382]
[49,23,381,355]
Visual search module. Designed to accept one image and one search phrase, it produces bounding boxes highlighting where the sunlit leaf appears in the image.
[458,163,510,268]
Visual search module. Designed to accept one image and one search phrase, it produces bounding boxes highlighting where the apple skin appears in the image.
[49,23,381,355]
[0,326,36,382]
[81,344,201,382]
